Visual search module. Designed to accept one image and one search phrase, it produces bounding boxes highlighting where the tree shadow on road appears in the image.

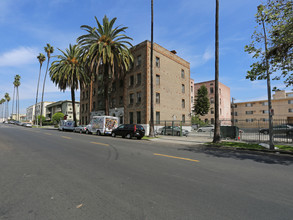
[179,145,293,166]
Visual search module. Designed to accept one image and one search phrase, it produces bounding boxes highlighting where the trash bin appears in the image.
[220,126,239,139]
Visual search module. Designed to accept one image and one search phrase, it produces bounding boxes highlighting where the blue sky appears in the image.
[0,0,289,114]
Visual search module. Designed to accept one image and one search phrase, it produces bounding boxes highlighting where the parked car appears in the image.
[259,124,293,135]
[159,126,189,136]
[197,125,214,132]
[111,124,145,139]
[74,125,87,133]
[22,123,32,128]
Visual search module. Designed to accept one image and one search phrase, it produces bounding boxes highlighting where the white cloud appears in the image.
[0,47,38,67]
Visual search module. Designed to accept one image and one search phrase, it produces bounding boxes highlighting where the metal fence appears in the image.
[224,119,293,144]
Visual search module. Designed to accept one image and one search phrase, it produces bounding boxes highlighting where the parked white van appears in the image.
[86,116,119,135]
[59,120,75,131]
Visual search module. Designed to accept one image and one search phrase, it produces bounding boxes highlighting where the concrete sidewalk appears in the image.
[149,134,212,145]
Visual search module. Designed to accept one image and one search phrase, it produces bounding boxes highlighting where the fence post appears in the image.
[164,120,166,135]
[172,121,174,136]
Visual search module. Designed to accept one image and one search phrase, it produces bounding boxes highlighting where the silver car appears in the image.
[197,125,214,132]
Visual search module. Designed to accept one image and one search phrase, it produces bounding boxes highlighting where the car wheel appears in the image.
[287,131,293,136]
[122,136,125,138]
[96,130,101,136]
[198,129,202,132]
[177,131,180,136]
[126,133,132,139]
[86,129,89,134]
[263,131,269,135]
[112,132,116,137]
[137,137,142,140]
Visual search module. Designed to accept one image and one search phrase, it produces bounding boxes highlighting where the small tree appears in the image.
[193,85,210,116]
[52,112,64,125]
[37,115,46,125]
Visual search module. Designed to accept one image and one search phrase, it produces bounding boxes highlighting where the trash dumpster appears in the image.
[220,126,239,139]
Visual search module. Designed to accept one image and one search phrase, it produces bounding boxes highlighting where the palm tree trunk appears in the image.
[213,0,221,143]
[17,88,19,121]
[40,57,50,126]
[12,87,15,120]
[71,87,77,126]
[104,64,109,115]
[34,64,43,124]
[149,0,155,137]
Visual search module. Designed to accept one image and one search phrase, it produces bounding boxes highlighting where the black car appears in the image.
[259,124,293,135]
[111,124,145,139]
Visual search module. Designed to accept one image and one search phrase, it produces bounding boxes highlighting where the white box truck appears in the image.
[86,116,119,135]
[59,120,75,131]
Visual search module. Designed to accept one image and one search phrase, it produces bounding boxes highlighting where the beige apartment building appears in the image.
[233,90,293,124]
[190,78,194,113]
[194,80,231,125]
[46,100,80,121]
[80,40,191,132]
[26,101,53,122]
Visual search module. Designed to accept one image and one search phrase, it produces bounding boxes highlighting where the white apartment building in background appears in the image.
[46,100,80,121]
[26,101,53,122]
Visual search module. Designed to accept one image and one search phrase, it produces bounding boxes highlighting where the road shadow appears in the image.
[179,145,293,166]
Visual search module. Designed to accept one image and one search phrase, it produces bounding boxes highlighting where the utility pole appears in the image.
[232,97,235,126]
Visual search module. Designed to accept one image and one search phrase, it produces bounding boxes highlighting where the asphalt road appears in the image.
[0,124,293,220]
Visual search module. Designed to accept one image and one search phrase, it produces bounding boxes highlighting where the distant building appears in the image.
[46,100,80,121]
[233,90,293,124]
[26,101,53,122]
[80,40,191,133]
[11,114,27,121]
[194,80,231,125]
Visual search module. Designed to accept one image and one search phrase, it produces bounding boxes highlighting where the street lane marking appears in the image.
[44,133,52,135]
[153,153,199,162]
[61,136,72,139]
[90,142,109,146]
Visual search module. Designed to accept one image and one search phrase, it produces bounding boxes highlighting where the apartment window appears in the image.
[210,97,214,104]
[129,75,134,86]
[211,108,214,114]
[234,112,238,116]
[210,87,214,94]
[156,57,160,67]
[246,111,253,114]
[137,92,141,103]
[156,75,160,85]
[245,103,253,107]
[82,104,84,113]
[137,73,141,85]
[289,109,293,113]
[191,96,193,103]
[83,92,85,100]
[210,83,214,86]
[129,112,134,124]
[220,108,222,115]
[137,111,141,124]
[182,114,185,123]
[262,102,268,106]
[219,88,221,94]
[246,119,254,122]
[119,96,123,105]
[92,102,96,111]
[86,91,89,99]
[211,118,214,124]
[182,84,185,93]
[262,118,269,121]
[191,86,193,92]
[156,112,160,124]
[234,104,237,108]
[181,69,185,78]
[156,93,160,104]
[136,55,141,66]
[288,100,293,104]
[182,99,185,108]
[129,93,134,104]
[220,98,221,105]
[85,103,88,111]
[263,110,269,114]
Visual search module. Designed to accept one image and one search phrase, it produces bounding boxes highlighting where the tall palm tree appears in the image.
[35,53,46,125]
[40,44,54,126]
[4,93,10,120]
[14,76,21,121]
[213,0,221,143]
[77,15,133,116]
[0,98,5,122]
[50,44,89,125]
